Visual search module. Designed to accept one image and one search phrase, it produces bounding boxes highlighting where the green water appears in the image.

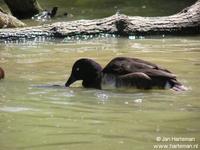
[0,0,200,150]
[0,37,200,150]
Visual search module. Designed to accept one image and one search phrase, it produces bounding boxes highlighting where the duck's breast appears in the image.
[101,74,117,90]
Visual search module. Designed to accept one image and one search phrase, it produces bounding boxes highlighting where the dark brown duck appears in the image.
[65,57,187,91]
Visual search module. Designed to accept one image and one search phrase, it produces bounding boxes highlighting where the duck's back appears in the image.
[102,57,170,75]
[102,57,185,90]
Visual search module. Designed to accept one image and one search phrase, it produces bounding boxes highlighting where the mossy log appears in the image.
[0,0,200,40]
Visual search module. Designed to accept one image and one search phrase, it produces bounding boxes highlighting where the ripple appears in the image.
[95,92,109,103]
[50,101,73,105]
[96,93,109,100]
[131,43,146,50]
[0,106,37,112]
[20,141,91,149]
[133,99,143,103]
[60,90,75,97]
[28,91,48,95]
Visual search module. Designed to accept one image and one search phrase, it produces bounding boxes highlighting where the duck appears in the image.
[0,67,5,80]
[65,57,187,91]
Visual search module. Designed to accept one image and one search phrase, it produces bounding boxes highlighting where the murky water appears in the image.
[0,36,200,150]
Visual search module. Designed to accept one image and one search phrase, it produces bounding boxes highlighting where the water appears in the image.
[0,0,200,149]
[0,36,200,150]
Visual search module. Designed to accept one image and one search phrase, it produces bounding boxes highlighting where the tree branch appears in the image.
[0,11,26,28]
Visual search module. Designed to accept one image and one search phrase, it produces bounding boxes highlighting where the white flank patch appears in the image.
[101,74,117,90]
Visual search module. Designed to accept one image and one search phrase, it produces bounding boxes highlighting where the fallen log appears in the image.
[0,0,200,40]
[0,11,26,28]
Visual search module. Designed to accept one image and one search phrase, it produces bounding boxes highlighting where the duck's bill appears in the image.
[65,75,76,87]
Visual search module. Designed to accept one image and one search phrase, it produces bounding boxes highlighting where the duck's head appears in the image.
[65,58,102,87]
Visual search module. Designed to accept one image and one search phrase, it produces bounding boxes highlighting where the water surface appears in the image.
[0,36,200,150]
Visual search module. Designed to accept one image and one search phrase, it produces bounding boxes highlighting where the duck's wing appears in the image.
[117,72,152,89]
[102,57,171,75]
[142,69,179,88]
[117,69,178,89]
[142,69,176,78]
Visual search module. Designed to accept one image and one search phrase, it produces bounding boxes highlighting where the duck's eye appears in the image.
[76,68,80,71]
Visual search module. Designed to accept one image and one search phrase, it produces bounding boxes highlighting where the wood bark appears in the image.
[0,7,6,13]
[4,0,42,19]
[0,0,200,40]
[0,11,26,28]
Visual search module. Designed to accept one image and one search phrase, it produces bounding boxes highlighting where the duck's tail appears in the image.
[170,79,188,91]
[172,84,188,91]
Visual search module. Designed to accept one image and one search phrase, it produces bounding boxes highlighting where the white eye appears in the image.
[76,68,80,71]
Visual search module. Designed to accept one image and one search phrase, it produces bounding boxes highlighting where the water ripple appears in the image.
[0,106,38,112]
